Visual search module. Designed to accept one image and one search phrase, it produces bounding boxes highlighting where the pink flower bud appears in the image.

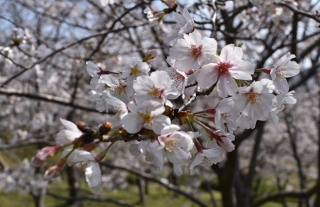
[143,49,158,62]
[262,68,271,74]
[208,130,235,152]
[30,157,46,168]
[44,158,66,180]
[216,136,235,152]
[44,165,61,180]
[30,144,63,167]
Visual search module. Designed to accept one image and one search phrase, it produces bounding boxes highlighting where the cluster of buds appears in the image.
[31,119,114,193]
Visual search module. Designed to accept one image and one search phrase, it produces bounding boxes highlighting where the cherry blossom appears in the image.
[121,101,171,134]
[190,145,224,175]
[55,118,82,145]
[213,98,238,135]
[31,144,63,167]
[105,92,128,127]
[164,7,194,44]
[197,44,254,98]
[270,52,300,93]
[97,74,129,103]
[157,125,194,176]
[168,30,217,71]
[133,70,179,106]
[269,90,297,124]
[88,90,108,112]
[233,80,276,129]
[66,149,102,194]
[159,65,188,97]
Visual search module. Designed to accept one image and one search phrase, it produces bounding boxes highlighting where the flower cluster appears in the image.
[31,7,300,193]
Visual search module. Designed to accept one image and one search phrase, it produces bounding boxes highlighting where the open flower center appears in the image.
[164,137,179,152]
[172,72,185,85]
[278,100,286,111]
[114,106,122,120]
[148,86,164,99]
[113,85,125,95]
[216,62,232,75]
[246,90,260,105]
[275,67,285,80]
[221,112,230,120]
[138,111,155,126]
[189,44,202,58]
[131,64,141,77]
[201,156,211,165]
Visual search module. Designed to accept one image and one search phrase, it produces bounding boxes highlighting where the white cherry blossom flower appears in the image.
[157,125,194,176]
[105,92,128,127]
[189,142,224,175]
[121,101,171,134]
[213,98,238,134]
[130,125,195,175]
[130,139,164,169]
[120,57,150,97]
[97,75,129,103]
[269,90,296,124]
[133,70,179,106]
[86,61,117,87]
[164,7,194,45]
[55,118,82,145]
[159,65,188,97]
[233,80,276,129]
[270,52,300,93]
[66,150,102,194]
[168,30,217,71]
[197,44,254,98]
[89,90,108,112]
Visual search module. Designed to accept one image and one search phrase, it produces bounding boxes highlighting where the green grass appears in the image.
[0,145,306,207]
[0,180,299,207]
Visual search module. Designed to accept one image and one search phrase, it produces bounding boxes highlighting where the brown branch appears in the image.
[0,139,54,150]
[276,2,320,23]
[87,2,146,59]
[0,23,147,88]
[0,88,100,113]
[46,191,137,207]
[252,183,319,207]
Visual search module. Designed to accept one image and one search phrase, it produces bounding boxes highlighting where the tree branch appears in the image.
[100,162,208,207]
[0,88,101,113]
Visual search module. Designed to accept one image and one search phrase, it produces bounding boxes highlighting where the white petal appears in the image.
[85,162,102,194]
[121,113,143,134]
[189,153,203,173]
[220,44,242,62]
[197,64,218,89]
[152,115,171,134]
[217,75,238,98]
[173,164,183,176]
[161,125,180,135]
[59,118,81,133]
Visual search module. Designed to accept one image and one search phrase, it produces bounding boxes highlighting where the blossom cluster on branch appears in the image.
[30,4,300,193]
